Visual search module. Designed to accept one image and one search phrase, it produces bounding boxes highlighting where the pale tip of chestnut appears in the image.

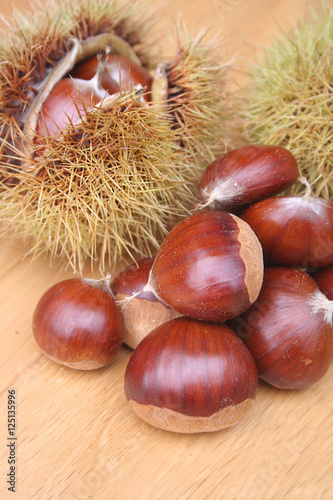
[43,354,106,371]
[114,293,181,350]
[232,214,264,304]
[111,258,181,349]
[127,398,255,434]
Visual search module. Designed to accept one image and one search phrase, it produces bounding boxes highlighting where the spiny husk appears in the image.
[0,0,233,272]
[242,4,333,199]
[167,27,233,167]
[0,0,156,182]
[0,0,154,116]
[0,94,194,272]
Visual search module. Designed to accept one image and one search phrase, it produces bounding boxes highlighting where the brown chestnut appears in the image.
[111,257,181,349]
[71,54,152,101]
[36,67,119,138]
[241,194,333,268]
[198,145,299,211]
[33,277,123,369]
[230,267,333,389]
[124,317,258,433]
[144,211,264,322]
[312,266,333,301]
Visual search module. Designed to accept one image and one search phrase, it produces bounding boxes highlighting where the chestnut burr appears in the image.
[124,317,258,433]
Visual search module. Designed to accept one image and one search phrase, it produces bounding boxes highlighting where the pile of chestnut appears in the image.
[33,145,333,434]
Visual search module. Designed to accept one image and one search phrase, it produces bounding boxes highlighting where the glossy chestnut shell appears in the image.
[241,195,333,268]
[124,317,258,433]
[199,145,299,210]
[230,267,333,389]
[312,266,333,300]
[36,76,118,137]
[147,211,264,322]
[33,278,123,369]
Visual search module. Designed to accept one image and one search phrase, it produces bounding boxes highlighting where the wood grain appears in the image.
[1,0,333,498]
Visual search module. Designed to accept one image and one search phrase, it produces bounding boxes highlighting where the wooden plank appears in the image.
[1,0,332,498]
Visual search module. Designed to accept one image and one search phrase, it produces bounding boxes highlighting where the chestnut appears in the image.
[241,194,333,268]
[36,71,119,138]
[111,257,181,349]
[71,54,153,101]
[230,267,333,389]
[33,277,123,369]
[124,317,258,433]
[198,145,299,211]
[312,266,333,300]
[144,211,264,322]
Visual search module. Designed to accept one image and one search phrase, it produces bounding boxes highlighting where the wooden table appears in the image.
[1,1,332,498]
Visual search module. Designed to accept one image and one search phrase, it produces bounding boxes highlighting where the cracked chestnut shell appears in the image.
[124,317,258,433]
